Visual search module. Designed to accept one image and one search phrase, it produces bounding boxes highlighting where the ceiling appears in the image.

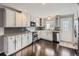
[1,3,78,17]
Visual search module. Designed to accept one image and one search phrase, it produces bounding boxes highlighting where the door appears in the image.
[60,15,74,43]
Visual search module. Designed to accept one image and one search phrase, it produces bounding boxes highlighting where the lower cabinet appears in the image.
[4,35,16,55]
[46,31,53,41]
[15,35,21,51]
[0,36,4,53]
[39,30,53,41]
[22,34,28,48]
[28,33,32,45]
[3,32,33,55]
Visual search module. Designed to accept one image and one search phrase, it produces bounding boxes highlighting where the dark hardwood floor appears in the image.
[15,39,76,56]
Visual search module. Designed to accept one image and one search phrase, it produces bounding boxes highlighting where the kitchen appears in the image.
[0,3,78,56]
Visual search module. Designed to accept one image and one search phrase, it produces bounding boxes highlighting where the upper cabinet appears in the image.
[45,16,56,30]
[35,17,40,27]
[5,9,16,27]
[0,8,28,27]
[35,17,45,27]
[15,12,27,27]
[0,8,5,27]
[22,13,27,27]
[15,12,22,27]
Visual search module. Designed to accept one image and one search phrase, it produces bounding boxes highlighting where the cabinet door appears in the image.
[8,36,15,54]
[28,33,32,45]
[0,8,4,27]
[5,9,16,27]
[15,35,21,51]
[22,34,28,48]
[42,18,45,27]
[0,27,4,36]
[27,34,30,45]
[45,20,55,30]
[16,12,22,27]
[40,31,47,39]
[22,14,27,27]
[26,14,30,27]
[35,17,40,27]
[0,36,4,53]
[26,33,32,45]
[46,31,53,41]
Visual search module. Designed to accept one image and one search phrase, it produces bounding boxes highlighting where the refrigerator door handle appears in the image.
[74,28,77,38]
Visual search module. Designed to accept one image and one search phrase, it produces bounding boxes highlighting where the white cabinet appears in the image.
[5,9,16,27]
[45,20,55,30]
[0,36,4,53]
[16,12,27,27]
[28,33,32,44]
[35,17,45,27]
[4,35,16,55]
[39,30,53,41]
[26,14,30,27]
[0,27,4,36]
[16,12,22,27]
[46,31,53,41]
[0,8,4,27]
[26,32,32,45]
[35,17,40,27]
[0,8,27,27]
[15,35,21,51]
[22,34,28,48]
[0,8,16,27]
[22,13,27,27]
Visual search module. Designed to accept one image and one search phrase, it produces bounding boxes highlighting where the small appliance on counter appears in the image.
[30,21,36,27]
[26,21,36,32]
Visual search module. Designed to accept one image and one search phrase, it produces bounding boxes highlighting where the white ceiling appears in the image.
[1,3,78,17]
